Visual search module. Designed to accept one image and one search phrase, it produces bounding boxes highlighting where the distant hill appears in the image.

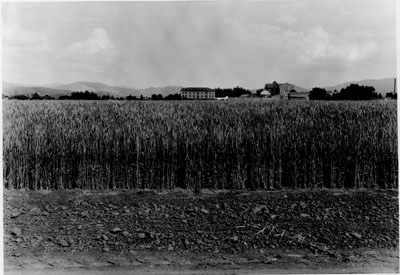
[49,81,140,97]
[140,86,182,97]
[7,79,394,99]
[3,86,71,98]
[45,82,182,98]
[292,84,307,92]
[3,81,184,98]
[323,78,395,96]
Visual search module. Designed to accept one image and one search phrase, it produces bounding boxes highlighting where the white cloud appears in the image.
[3,24,50,54]
[68,28,116,56]
[277,15,297,25]
[298,27,378,65]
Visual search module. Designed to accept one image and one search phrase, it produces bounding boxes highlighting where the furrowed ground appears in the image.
[4,189,399,272]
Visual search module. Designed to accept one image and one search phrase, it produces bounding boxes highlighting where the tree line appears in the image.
[4,91,184,101]
[4,86,253,100]
[309,84,386,100]
[5,84,394,101]
[214,86,252,97]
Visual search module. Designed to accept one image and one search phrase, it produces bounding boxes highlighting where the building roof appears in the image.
[265,83,279,88]
[260,90,271,96]
[181,87,214,92]
[265,82,293,88]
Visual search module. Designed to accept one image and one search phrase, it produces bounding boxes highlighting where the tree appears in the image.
[30,93,42,100]
[386,92,397,99]
[164,93,182,100]
[333,84,378,100]
[126,95,138,100]
[309,87,327,100]
[151,94,163,100]
[232,86,251,97]
[214,86,252,98]
[11,94,29,100]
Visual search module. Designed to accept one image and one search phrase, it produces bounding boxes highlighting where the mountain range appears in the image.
[2,78,396,98]
[322,78,396,95]
[3,81,183,98]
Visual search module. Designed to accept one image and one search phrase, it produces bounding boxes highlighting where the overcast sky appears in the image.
[2,0,397,89]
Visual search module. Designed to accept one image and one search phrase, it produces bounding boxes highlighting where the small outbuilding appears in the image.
[288,91,309,100]
[260,90,271,97]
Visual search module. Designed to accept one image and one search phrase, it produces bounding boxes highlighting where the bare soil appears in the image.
[4,189,399,273]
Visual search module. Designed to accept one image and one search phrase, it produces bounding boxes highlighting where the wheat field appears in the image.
[3,99,397,190]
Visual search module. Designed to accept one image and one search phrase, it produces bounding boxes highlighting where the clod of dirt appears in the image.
[29,206,41,215]
[9,209,22,219]
[102,235,109,241]
[300,202,307,208]
[58,239,70,247]
[102,247,110,252]
[81,211,89,218]
[201,209,209,214]
[231,236,239,242]
[111,227,122,233]
[11,228,22,237]
[253,205,269,214]
[351,232,362,239]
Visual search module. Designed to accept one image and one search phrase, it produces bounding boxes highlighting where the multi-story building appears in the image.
[181,87,215,99]
[265,81,280,96]
[265,81,294,99]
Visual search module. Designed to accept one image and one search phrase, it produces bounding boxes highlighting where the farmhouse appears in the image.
[181,87,215,99]
[265,81,294,99]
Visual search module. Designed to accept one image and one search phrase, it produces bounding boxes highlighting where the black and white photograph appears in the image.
[2,0,398,274]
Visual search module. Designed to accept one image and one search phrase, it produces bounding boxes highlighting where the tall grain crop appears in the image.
[3,99,397,190]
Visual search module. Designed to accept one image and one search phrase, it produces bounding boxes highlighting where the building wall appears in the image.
[181,88,215,99]
[279,83,294,99]
[265,82,294,98]
[265,81,280,96]
[289,92,309,100]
